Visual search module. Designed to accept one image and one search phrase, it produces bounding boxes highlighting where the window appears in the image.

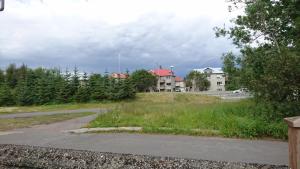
[217,82,222,86]
[166,83,171,86]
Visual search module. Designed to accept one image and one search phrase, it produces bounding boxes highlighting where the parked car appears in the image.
[232,88,249,94]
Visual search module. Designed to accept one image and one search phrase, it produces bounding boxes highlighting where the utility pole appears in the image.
[0,0,4,11]
[170,65,174,102]
[118,53,121,74]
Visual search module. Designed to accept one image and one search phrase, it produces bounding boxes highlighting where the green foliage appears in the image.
[215,0,300,118]
[89,93,288,139]
[130,69,157,92]
[186,71,210,91]
[0,64,136,106]
[0,83,15,106]
[222,52,241,90]
[117,78,136,100]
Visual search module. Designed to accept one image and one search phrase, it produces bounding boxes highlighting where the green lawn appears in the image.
[88,93,288,139]
[0,112,95,131]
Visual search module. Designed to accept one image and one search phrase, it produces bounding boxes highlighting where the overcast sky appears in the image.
[0,0,241,76]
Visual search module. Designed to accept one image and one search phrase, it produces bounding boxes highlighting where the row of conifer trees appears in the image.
[0,64,136,106]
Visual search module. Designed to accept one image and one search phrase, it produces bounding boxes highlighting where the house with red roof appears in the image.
[111,73,128,79]
[149,68,176,92]
[175,76,186,92]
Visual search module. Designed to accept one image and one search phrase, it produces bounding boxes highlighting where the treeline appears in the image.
[0,64,135,106]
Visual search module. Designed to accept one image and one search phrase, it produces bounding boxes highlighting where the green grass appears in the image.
[88,93,288,140]
[0,112,95,131]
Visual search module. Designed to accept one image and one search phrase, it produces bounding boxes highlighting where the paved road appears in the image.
[0,114,288,165]
[0,108,106,119]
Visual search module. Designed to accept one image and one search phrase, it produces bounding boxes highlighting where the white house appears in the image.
[193,67,226,91]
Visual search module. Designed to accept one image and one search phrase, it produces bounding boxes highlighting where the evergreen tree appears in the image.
[5,64,18,88]
[118,78,136,100]
[89,74,106,101]
[0,83,15,106]
[56,69,72,103]
[75,72,90,103]
[35,69,53,104]
[0,69,4,84]
[70,66,80,98]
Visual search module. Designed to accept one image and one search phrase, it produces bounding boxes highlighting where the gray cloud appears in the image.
[0,1,237,77]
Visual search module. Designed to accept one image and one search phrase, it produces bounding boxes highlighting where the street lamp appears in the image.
[170,66,174,92]
[0,0,4,11]
[170,66,175,102]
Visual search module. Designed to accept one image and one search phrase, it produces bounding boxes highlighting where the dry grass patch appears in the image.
[0,112,95,131]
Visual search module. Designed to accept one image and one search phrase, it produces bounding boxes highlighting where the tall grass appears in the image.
[89,93,288,140]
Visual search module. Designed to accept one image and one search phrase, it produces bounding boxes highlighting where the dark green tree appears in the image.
[56,69,73,103]
[222,52,241,90]
[118,78,136,100]
[5,64,18,88]
[130,69,157,92]
[0,83,15,106]
[75,72,90,103]
[186,71,210,91]
[89,74,106,101]
[0,69,5,84]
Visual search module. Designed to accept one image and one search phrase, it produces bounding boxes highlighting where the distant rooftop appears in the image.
[150,69,173,77]
[111,73,128,79]
[175,76,183,82]
[193,67,224,74]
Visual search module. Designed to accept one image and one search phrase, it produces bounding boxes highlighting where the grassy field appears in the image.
[88,93,287,139]
[0,112,95,131]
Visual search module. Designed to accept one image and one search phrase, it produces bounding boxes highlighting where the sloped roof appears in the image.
[111,73,128,79]
[150,69,173,77]
[193,67,224,74]
[175,76,183,82]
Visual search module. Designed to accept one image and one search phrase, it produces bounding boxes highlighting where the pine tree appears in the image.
[0,69,5,84]
[75,72,90,103]
[118,78,136,100]
[0,83,15,106]
[5,64,18,88]
[56,69,72,103]
[36,69,53,104]
[70,66,80,98]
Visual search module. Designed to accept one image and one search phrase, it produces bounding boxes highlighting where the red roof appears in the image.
[175,76,183,82]
[111,73,128,79]
[150,69,173,77]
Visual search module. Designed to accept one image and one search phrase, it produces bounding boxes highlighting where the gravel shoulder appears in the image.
[0,144,288,169]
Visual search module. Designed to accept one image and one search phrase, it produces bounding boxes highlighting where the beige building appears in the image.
[193,67,226,91]
[149,68,175,92]
[175,77,186,92]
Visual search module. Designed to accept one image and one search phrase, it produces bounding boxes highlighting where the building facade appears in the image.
[149,69,176,92]
[175,76,186,92]
[193,67,226,91]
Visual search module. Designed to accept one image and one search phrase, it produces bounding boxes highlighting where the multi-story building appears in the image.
[175,76,186,92]
[193,67,226,91]
[150,68,175,92]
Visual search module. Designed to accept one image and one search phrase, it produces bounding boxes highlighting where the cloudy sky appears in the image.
[0,0,241,76]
